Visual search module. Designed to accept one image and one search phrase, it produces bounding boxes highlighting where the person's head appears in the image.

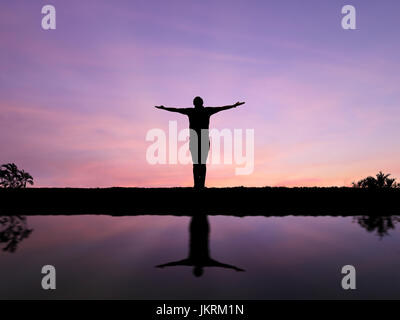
[193,266,204,277]
[193,96,204,109]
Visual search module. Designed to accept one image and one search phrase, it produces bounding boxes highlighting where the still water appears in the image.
[1,214,400,299]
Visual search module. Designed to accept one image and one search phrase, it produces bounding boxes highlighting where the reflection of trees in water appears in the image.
[0,216,33,253]
[354,216,400,238]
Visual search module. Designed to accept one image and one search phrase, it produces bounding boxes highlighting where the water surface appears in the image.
[1,214,400,299]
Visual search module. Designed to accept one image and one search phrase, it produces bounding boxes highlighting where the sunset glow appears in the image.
[1,0,400,187]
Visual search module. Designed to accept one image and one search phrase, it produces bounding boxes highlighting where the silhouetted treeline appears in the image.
[352,171,399,189]
[1,187,400,216]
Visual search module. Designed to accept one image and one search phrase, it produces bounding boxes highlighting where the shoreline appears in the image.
[1,187,399,216]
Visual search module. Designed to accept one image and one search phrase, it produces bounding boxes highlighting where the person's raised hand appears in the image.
[155,105,165,109]
[234,101,245,107]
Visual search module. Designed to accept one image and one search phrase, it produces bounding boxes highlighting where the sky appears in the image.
[1,0,400,188]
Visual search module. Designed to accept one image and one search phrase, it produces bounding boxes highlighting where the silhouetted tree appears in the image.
[0,216,33,252]
[0,163,33,188]
[352,171,398,189]
[354,216,400,238]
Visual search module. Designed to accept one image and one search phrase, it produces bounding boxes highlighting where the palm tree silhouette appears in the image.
[0,163,34,188]
[352,171,398,189]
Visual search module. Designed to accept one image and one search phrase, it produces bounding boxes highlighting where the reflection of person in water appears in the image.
[155,97,245,189]
[156,215,244,277]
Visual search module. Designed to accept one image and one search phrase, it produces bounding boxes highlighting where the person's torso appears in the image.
[187,108,211,131]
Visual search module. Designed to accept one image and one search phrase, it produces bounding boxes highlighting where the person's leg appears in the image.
[199,164,206,188]
[195,132,203,189]
[193,165,201,188]
[198,138,210,189]
[190,133,200,189]
[190,131,209,189]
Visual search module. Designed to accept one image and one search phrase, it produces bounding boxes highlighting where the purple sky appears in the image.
[1,0,400,187]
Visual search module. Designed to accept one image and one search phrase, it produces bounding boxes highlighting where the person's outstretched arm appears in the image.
[155,259,191,268]
[208,101,245,115]
[207,258,245,272]
[155,105,189,115]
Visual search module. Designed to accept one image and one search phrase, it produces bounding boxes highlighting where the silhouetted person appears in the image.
[155,97,245,188]
[156,214,244,277]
